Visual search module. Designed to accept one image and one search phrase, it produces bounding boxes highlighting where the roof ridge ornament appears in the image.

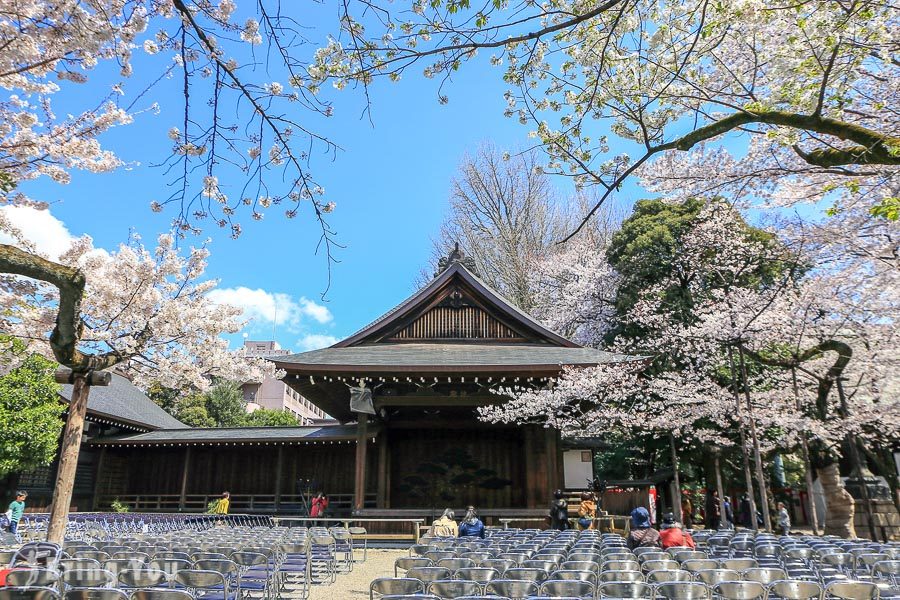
[435,242,479,277]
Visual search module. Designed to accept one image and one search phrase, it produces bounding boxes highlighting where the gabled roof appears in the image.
[271,251,639,422]
[335,260,579,348]
[59,373,186,431]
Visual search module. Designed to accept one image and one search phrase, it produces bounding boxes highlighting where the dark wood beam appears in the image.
[274,445,284,513]
[178,447,192,511]
[377,432,389,509]
[353,415,368,512]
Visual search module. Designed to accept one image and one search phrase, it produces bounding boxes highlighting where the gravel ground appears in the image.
[307,549,408,600]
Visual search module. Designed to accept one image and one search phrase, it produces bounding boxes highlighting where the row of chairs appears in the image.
[3,524,368,600]
[369,577,887,600]
[373,527,899,600]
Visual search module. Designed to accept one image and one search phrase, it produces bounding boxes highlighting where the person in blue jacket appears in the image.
[458,506,485,538]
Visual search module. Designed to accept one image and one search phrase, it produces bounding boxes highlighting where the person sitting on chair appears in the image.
[458,506,485,538]
[659,512,695,549]
[431,509,458,537]
[626,507,661,549]
[577,492,596,530]
[549,490,570,531]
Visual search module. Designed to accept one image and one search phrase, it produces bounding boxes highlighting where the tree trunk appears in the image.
[670,435,683,524]
[737,347,773,531]
[835,378,880,541]
[817,462,856,538]
[791,368,820,535]
[47,374,90,543]
[714,452,726,530]
[728,347,758,531]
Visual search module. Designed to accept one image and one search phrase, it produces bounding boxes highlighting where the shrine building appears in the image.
[84,248,635,519]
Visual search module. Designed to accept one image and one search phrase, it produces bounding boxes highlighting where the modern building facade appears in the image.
[241,340,327,423]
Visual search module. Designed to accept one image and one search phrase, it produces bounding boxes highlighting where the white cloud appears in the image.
[297,334,339,351]
[0,205,75,260]
[298,297,332,324]
[208,287,333,332]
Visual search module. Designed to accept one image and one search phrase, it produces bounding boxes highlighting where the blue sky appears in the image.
[1,16,649,353]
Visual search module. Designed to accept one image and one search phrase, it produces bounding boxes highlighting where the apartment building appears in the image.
[240,340,327,423]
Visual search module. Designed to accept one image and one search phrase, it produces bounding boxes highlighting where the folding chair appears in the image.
[63,590,129,600]
[368,577,424,600]
[484,579,539,599]
[394,557,432,577]
[129,591,194,600]
[540,578,595,598]
[768,579,823,600]
[597,581,654,598]
[426,579,481,599]
[825,581,880,600]
[713,581,767,600]
[655,581,711,600]
[0,588,60,600]
[117,569,168,589]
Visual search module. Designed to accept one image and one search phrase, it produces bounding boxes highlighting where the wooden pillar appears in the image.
[544,428,563,497]
[377,431,390,508]
[179,446,192,511]
[354,415,368,512]
[274,445,284,513]
[91,446,107,510]
[524,426,548,508]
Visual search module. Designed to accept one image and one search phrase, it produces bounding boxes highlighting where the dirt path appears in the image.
[307,549,407,600]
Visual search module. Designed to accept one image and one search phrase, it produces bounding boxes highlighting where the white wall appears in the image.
[564,449,594,490]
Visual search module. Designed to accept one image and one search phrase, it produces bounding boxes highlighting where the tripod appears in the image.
[297,479,314,516]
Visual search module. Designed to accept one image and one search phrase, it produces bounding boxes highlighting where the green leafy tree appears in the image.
[607,198,786,341]
[0,338,65,477]
[174,393,216,428]
[205,381,247,427]
[146,382,181,413]
[243,409,300,427]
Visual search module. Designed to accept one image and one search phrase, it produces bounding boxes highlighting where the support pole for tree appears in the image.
[737,346,773,531]
[47,373,90,543]
[791,367,820,535]
[728,347,758,531]
[836,378,880,542]
[669,435,683,524]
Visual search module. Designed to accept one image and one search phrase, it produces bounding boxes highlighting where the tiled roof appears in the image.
[92,423,363,445]
[59,373,186,430]
[272,343,632,371]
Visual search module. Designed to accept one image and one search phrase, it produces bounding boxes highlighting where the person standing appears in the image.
[777,501,791,536]
[458,506,485,538]
[681,496,693,529]
[704,490,721,530]
[213,491,230,515]
[723,497,734,529]
[310,492,329,518]
[549,490,570,531]
[739,494,752,528]
[6,491,26,535]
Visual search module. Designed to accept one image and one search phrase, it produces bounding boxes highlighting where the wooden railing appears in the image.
[96,493,376,515]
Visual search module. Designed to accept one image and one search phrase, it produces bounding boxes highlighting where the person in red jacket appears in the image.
[310,491,329,518]
[659,512,696,549]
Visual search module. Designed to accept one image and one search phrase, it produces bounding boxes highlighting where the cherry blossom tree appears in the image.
[1,225,274,542]
[1,0,339,241]
[318,0,898,234]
